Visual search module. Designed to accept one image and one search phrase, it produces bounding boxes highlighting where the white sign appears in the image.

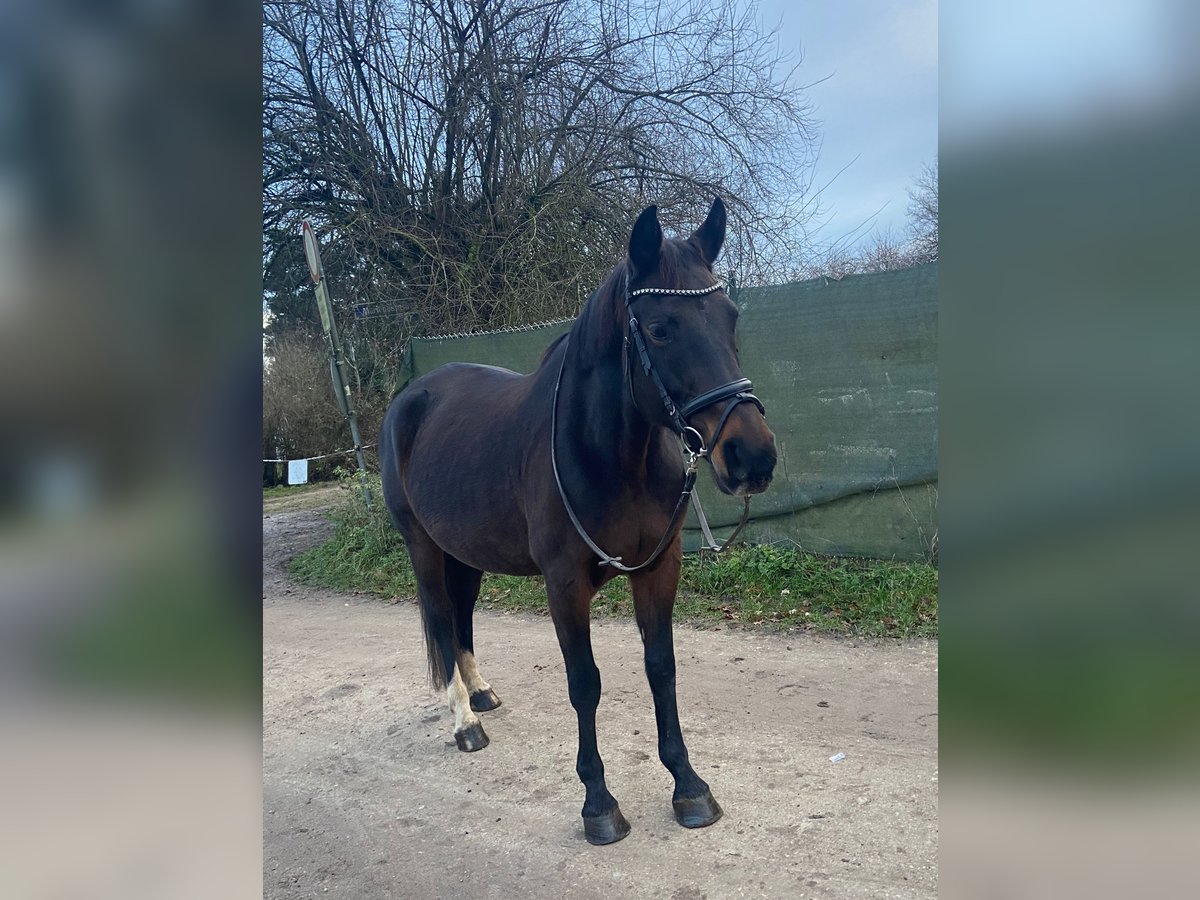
[287,459,309,485]
[302,220,323,284]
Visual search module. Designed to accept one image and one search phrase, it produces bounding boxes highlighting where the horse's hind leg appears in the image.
[406,534,489,752]
[629,548,723,829]
[444,556,501,712]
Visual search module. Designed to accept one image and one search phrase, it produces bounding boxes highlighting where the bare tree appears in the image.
[907,159,938,263]
[798,227,912,280]
[263,333,351,479]
[263,333,392,481]
[263,0,818,363]
[795,159,938,279]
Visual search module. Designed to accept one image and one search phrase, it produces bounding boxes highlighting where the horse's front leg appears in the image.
[546,572,631,845]
[629,545,723,829]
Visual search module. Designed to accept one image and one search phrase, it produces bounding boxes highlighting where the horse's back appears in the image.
[385,362,530,442]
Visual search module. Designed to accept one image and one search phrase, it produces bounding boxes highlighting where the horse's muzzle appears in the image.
[714,432,777,496]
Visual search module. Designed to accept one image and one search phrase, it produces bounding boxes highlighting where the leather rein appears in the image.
[551,277,766,573]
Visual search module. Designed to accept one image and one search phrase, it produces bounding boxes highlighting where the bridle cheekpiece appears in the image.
[623,276,765,460]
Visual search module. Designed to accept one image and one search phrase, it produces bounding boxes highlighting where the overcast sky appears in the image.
[754,0,937,250]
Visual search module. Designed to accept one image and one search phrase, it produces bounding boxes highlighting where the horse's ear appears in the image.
[691,196,726,265]
[628,205,663,276]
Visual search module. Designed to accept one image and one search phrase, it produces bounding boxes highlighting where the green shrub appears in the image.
[289,477,937,638]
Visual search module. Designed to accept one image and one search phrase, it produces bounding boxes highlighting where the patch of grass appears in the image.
[676,544,936,637]
[288,479,417,599]
[264,480,349,514]
[288,476,937,638]
[263,481,328,499]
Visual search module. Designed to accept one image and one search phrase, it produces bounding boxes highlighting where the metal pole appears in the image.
[315,278,373,509]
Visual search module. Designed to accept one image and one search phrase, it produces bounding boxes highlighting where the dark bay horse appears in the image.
[379,197,777,844]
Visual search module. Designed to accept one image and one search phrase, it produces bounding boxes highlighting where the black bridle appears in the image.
[623,279,766,458]
[551,276,766,573]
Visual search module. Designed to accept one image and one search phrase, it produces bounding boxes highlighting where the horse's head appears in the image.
[624,198,777,496]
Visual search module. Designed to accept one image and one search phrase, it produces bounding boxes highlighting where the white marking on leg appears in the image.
[446,664,480,733]
[456,650,492,695]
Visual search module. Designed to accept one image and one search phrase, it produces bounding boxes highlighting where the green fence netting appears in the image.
[396,263,937,560]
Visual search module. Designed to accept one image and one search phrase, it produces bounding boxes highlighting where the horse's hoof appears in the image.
[582,805,631,845]
[454,722,489,752]
[469,688,502,712]
[673,789,723,828]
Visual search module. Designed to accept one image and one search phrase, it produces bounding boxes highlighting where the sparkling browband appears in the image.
[628,282,727,299]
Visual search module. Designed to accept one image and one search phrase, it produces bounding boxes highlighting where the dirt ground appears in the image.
[263,504,938,899]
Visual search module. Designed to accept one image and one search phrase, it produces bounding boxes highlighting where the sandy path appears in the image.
[263,507,937,899]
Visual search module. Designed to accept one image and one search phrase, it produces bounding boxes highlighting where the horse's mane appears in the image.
[540,239,687,370]
[539,332,569,365]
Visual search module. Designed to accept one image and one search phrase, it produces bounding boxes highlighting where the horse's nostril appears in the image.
[759,463,777,485]
[723,439,749,480]
[757,451,777,482]
[743,445,776,485]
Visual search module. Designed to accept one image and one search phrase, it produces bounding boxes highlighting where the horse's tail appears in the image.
[379,385,457,691]
[417,575,457,692]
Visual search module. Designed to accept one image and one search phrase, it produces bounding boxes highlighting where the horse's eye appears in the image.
[647,323,669,342]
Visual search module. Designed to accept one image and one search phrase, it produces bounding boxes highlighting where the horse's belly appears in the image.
[405,453,540,576]
[424,520,541,577]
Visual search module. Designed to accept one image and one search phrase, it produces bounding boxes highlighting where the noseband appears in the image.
[551,277,766,573]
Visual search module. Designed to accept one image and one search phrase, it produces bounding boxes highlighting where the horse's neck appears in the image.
[556,339,670,489]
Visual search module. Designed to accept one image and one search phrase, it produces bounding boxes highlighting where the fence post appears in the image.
[303,221,373,508]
